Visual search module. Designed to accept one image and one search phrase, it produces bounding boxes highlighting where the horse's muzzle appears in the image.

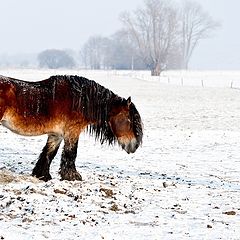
[121,138,139,154]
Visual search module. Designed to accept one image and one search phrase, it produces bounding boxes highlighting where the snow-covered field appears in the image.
[0,69,240,240]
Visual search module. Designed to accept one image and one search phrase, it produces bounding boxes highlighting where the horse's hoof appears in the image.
[40,174,52,182]
[32,174,52,182]
[60,170,82,181]
[32,169,52,182]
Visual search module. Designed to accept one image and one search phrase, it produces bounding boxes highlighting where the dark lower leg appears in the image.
[59,139,82,181]
[32,134,62,181]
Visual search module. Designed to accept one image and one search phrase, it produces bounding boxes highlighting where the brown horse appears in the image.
[0,75,143,181]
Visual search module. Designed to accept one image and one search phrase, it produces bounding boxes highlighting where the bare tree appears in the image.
[81,36,101,69]
[120,0,220,74]
[120,0,179,76]
[110,30,145,70]
[80,36,111,69]
[179,0,220,69]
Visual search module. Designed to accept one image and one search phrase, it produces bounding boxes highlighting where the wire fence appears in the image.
[114,70,240,89]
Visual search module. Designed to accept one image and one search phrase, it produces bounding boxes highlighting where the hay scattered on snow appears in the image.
[0,169,40,184]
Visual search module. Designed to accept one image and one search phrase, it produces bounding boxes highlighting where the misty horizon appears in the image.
[1,0,240,70]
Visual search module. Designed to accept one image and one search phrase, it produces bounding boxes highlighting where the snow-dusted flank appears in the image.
[0,69,240,240]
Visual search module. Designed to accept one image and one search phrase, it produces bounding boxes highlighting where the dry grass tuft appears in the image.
[0,169,40,184]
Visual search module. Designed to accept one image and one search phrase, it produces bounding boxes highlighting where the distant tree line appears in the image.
[80,31,146,70]
[37,0,220,75]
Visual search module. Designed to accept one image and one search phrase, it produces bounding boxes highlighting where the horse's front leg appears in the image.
[32,134,63,181]
[59,137,82,181]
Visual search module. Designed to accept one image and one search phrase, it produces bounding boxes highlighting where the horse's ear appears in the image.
[127,97,131,107]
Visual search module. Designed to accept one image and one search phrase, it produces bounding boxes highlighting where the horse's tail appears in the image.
[0,76,15,120]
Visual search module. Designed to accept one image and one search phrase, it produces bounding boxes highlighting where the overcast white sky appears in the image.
[0,0,239,70]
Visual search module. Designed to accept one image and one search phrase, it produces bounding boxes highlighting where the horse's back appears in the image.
[0,75,88,137]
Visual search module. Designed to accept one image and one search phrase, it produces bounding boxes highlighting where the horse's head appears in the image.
[109,97,143,154]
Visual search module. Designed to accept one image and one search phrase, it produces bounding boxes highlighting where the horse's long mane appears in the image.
[51,75,125,145]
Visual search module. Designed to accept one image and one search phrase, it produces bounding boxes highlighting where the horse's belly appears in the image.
[1,118,47,136]
[1,119,23,135]
[1,108,85,137]
[1,110,63,136]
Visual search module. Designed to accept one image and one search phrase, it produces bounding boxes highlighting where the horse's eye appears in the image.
[117,118,128,125]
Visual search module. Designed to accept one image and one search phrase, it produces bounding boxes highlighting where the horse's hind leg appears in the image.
[59,137,82,181]
[32,134,62,181]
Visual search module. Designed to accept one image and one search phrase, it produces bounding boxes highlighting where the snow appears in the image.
[0,69,240,239]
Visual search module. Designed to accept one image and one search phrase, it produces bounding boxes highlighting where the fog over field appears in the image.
[0,0,239,70]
